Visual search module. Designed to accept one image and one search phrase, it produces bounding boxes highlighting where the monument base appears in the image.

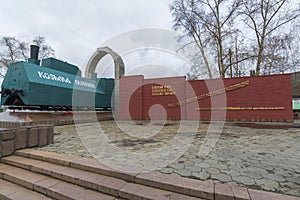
[0,111,113,128]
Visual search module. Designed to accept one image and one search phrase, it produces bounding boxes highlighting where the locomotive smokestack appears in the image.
[30,45,39,60]
[28,45,40,65]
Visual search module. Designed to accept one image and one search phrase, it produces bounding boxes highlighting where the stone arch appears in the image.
[84,46,125,79]
[84,47,124,118]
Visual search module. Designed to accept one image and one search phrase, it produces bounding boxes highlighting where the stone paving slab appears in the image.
[37,120,300,198]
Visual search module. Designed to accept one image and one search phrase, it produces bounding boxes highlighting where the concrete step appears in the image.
[0,179,51,200]
[0,163,117,200]
[13,149,300,200]
[15,149,139,182]
[14,149,214,199]
[1,155,127,197]
[1,156,204,200]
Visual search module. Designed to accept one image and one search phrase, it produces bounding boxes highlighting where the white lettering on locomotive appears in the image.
[74,80,96,89]
[37,71,71,84]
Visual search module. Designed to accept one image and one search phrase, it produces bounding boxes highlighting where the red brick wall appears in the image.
[119,75,144,120]
[119,74,293,122]
[142,77,186,120]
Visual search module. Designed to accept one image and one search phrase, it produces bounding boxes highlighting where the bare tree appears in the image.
[222,32,256,78]
[241,0,300,75]
[0,37,21,68]
[186,51,211,80]
[19,41,29,61]
[252,24,300,75]
[171,0,213,78]
[32,36,55,59]
[170,0,243,78]
[0,36,55,68]
[289,17,300,73]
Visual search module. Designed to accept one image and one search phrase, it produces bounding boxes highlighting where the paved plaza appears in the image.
[38,120,300,197]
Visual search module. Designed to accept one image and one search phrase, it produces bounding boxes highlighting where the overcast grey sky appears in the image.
[1,0,180,76]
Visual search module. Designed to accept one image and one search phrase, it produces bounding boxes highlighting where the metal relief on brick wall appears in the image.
[152,85,176,96]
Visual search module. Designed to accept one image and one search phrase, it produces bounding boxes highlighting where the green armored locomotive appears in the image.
[1,45,114,110]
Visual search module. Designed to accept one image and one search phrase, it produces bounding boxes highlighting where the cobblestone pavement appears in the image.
[38,120,300,197]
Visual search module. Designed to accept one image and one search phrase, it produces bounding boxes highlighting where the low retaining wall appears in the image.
[0,112,113,128]
[0,126,53,158]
